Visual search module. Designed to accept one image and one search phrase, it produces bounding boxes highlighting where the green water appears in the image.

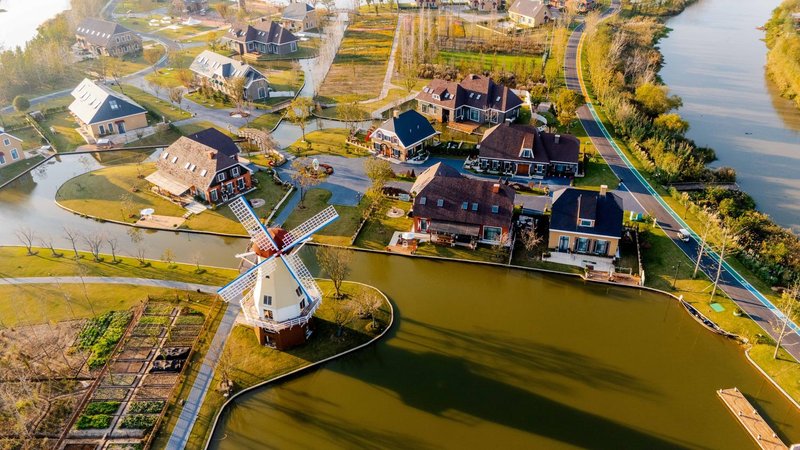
[209,253,800,449]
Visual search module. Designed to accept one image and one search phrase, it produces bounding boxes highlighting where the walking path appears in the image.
[564,0,800,360]
[0,276,218,293]
[360,14,404,105]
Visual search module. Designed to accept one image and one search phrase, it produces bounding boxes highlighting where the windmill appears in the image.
[217,197,339,349]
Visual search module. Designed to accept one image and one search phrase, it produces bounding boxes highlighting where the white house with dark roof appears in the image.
[68,79,148,141]
[476,122,580,178]
[280,2,319,32]
[508,0,559,27]
[0,129,24,168]
[222,19,299,56]
[75,18,142,57]
[369,110,438,162]
[190,50,271,101]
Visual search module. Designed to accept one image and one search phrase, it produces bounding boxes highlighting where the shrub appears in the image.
[84,401,121,415]
[121,414,158,430]
[128,401,165,414]
[76,414,112,430]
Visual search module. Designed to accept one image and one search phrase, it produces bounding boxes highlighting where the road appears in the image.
[564,1,800,360]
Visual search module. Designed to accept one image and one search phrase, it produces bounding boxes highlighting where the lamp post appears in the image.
[672,261,680,290]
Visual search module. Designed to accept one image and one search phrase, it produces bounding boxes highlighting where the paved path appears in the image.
[0,276,218,293]
[564,1,800,360]
[166,300,241,450]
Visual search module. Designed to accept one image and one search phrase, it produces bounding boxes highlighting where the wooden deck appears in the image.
[447,121,482,134]
[717,388,788,450]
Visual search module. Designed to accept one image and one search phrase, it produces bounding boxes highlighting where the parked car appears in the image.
[677,228,691,242]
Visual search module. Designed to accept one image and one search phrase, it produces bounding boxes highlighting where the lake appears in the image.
[0,0,71,50]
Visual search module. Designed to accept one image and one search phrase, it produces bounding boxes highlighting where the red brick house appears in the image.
[146,128,253,205]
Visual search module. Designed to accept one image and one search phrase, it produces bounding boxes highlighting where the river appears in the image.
[658,0,800,233]
[209,251,800,449]
[0,0,71,49]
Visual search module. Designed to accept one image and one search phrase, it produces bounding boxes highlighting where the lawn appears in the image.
[0,155,44,184]
[354,199,413,250]
[114,0,161,14]
[282,189,364,246]
[41,111,87,152]
[116,85,192,123]
[55,164,288,235]
[124,126,183,148]
[144,47,208,89]
[258,61,305,93]
[284,128,370,158]
[437,50,542,72]
[174,121,234,137]
[183,280,392,450]
[316,13,398,103]
[247,112,283,132]
[0,246,236,287]
[414,241,505,263]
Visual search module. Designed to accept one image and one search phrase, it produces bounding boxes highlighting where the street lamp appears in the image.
[672,261,681,290]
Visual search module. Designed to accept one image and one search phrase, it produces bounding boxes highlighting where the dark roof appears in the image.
[374,110,437,148]
[155,128,244,190]
[412,164,515,229]
[76,18,134,47]
[478,122,579,164]
[550,188,623,238]
[282,2,314,20]
[69,78,147,125]
[416,75,522,113]
[224,20,298,45]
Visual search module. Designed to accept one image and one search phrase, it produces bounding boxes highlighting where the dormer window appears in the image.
[472,202,478,211]
[491,205,499,214]
[171,156,178,163]
[521,149,532,158]
[461,201,468,210]
[437,199,444,207]
[432,94,440,100]
[579,219,595,227]
[161,152,169,159]
[232,166,240,177]
[419,197,426,205]
[217,173,225,182]
[295,286,302,297]
[109,100,119,110]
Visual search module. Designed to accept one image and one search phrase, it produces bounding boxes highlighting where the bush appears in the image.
[128,401,164,414]
[121,414,158,430]
[76,414,112,430]
[77,311,132,369]
[84,401,121,415]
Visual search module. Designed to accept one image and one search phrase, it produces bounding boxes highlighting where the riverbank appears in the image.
[764,0,800,109]
[165,280,393,450]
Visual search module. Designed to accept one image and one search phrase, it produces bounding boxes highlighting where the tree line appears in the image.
[764,0,800,109]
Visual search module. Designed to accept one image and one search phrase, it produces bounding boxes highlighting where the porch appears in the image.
[543,251,615,272]
[447,121,482,134]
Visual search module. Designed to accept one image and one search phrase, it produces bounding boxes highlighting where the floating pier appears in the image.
[717,388,788,450]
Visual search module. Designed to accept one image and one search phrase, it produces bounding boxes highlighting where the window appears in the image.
[210,190,218,202]
[2,138,9,146]
[264,309,273,319]
[237,177,245,190]
[217,173,225,182]
[436,199,444,207]
[461,201,468,210]
[575,238,590,253]
[10,149,18,160]
[521,149,532,158]
[200,169,208,177]
[579,219,594,227]
[0,154,5,164]
[594,240,609,255]
[558,235,570,251]
[263,295,273,306]
[504,161,511,172]
[299,299,306,309]
[471,202,478,211]
[483,226,502,242]
[418,218,428,232]
[232,166,240,177]
[161,151,169,159]
[295,286,302,297]
[184,162,191,169]
[189,164,196,172]
[225,182,234,194]
[99,124,105,135]
[491,205,499,214]
[491,160,499,170]
[419,197,426,205]
[171,156,178,164]
[109,100,119,110]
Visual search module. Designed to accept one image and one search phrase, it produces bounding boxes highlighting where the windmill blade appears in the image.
[281,205,339,252]
[217,255,278,303]
[229,197,278,253]
[281,252,323,305]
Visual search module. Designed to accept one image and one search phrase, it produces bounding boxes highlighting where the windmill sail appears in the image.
[282,252,323,307]
[281,205,339,252]
[229,197,278,253]
[217,255,277,303]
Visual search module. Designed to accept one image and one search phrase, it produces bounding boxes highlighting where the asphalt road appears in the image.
[564,1,800,360]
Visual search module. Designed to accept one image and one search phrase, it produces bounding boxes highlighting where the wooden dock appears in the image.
[717,388,788,450]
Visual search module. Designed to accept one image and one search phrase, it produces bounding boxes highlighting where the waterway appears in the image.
[0,0,71,50]
[658,0,800,233]
[209,251,800,449]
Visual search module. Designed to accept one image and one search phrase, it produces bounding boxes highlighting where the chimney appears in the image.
[600,184,608,197]
[554,134,560,144]
[207,150,216,160]
[492,183,500,193]
[393,109,400,119]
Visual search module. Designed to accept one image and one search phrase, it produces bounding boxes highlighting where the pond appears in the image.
[209,251,800,449]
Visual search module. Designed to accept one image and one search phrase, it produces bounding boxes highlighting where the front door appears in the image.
[558,236,570,252]
[517,163,530,176]
[442,109,450,123]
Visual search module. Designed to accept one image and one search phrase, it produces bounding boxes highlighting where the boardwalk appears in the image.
[717,388,788,450]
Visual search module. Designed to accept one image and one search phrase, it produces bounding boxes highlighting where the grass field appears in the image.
[285,128,370,158]
[117,85,192,123]
[355,199,414,250]
[0,155,45,184]
[182,280,392,450]
[316,13,397,103]
[55,163,287,235]
[437,50,542,72]
[282,189,364,246]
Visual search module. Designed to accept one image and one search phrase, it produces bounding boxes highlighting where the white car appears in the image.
[677,228,691,242]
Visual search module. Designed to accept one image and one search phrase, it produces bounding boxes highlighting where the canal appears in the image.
[659,0,800,233]
[209,252,800,450]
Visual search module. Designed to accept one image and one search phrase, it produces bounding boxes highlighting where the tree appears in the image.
[148,79,163,100]
[710,227,738,301]
[169,87,184,113]
[84,232,104,262]
[144,47,162,75]
[286,97,315,141]
[364,158,394,189]
[214,3,235,23]
[354,288,383,330]
[15,227,37,255]
[634,82,682,117]
[135,246,148,266]
[226,76,247,113]
[492,232,511,263]
[39,235,62,257]
[107,237,120,263]
[518,225,542,259]
[290,158,322,207]
[12,96,30,113]
[176,69,194,89]
[330,297,356,337]
[653,113,689,136]
[63,227,82,259]
[773,281,799,359]
[337,102,366,133]
[554,88,582,129]
[162,248,176,266]
[316,246,353,298]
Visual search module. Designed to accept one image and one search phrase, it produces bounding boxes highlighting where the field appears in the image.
[0,155,45,184]
[316,13,397,103]
[437,50,542,72]
[284,128,370,158]
[116,85,192,123]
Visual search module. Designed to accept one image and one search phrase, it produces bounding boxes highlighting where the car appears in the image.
[677,228,691,242]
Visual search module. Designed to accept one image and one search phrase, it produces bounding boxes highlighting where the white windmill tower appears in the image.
[217,197,339,349]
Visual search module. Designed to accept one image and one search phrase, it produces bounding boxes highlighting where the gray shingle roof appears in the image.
[75,18,134,47]
[509,0,547,18]
[224,20,298,45]
[68,78,146,125]
[282,2,314,21]
[190,50,267,87]
[550,188,624,238]
[374,110,437,148]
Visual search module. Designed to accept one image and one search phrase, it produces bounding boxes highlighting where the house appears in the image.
[75,18,142,57]
[476,122,580,178]
[280,2,319,32]
[469,0,506,12]
[146,128,253,204]
[411,163,516,248]
[369,110,438,162]
[0,130,24,168]
[223,19,300,56]
[68,78,148,141]
[549,0,593,12]
[416,74,523,125]
[417,0,439,8]
[181,0,209,13]
[548,186,623,258]
[509,0,558,27]
[190,50,271,101]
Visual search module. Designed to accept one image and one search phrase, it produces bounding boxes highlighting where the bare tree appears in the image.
[710,227,738,302]
[286,97,315,142]
[39,234,62,257]
[63,227,82,259]
[518,225,543,259]
[162,248,176,266]
[316,246,353,298]
[107,237,120,263]
[15,226,37,255]
[148,79,163,100]
[193,251,204,273]
[226,76,247,113]
[773,281,799,359]
[355,288,383,330]
[135,246,149,266]
[290,158,322,208]
[84,232,105,262]
[169,87,184,114]
[330,297,356,337]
